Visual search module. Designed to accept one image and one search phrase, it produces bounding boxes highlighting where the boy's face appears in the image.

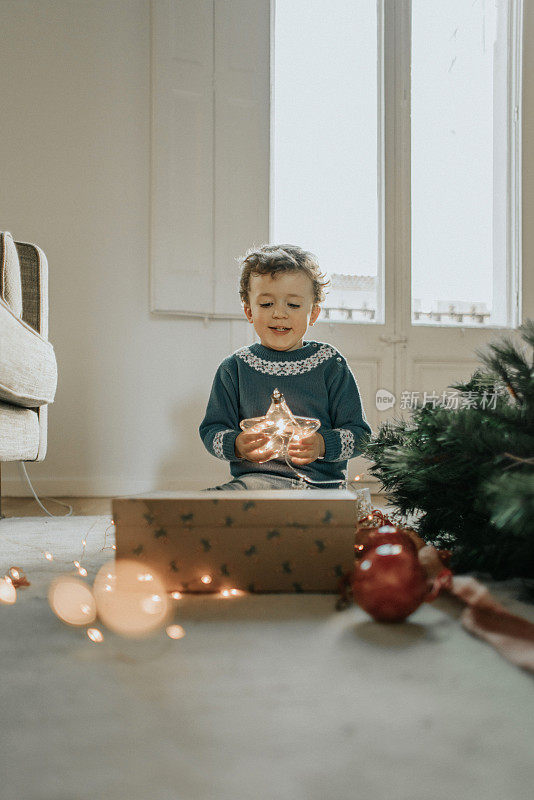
[243,271,321,351]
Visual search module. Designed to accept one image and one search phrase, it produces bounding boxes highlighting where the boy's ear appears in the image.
[243,304,254,323]
[310,305,321,325]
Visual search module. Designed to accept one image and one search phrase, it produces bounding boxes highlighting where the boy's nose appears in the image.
[272,306,288,318]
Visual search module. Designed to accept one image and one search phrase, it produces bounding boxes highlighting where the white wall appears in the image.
[2,0,534,496]
[1,0,252,494]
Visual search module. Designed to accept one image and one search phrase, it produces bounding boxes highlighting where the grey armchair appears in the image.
[0,232,57,516]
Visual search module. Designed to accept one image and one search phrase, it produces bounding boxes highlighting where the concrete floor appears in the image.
[1,512,533,800]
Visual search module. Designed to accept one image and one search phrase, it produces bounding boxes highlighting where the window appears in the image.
[411,0,521,328]
[271,0,521,327]
[150,1,521,325]
[271,0,382,323]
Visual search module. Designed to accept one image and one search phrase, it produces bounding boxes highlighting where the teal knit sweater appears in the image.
[199,341,372,485]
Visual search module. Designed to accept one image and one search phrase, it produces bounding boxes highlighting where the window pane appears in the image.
[271,0,380,323]
[411,0,513,327]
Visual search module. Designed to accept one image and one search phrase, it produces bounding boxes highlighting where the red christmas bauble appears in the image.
[352,526,430,622]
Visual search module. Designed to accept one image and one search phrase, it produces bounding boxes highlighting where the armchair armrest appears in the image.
[14,241,49,339]
[11,240,54,462]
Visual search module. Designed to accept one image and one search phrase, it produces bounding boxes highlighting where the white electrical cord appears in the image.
[18,462,73,517]
[283,450,347,489]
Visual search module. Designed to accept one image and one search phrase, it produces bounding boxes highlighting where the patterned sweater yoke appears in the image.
[199,340,372,485]
[235,342,337,375]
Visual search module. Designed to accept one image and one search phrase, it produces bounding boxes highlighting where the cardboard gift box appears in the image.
[112,490,367,593]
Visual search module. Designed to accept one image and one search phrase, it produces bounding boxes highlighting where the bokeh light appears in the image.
[220,588,245,598]
[93,559,171,638]
[48,576,97,626]
[166,624,185,639]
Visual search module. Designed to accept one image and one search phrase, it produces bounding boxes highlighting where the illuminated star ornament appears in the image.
[240,388,320,462]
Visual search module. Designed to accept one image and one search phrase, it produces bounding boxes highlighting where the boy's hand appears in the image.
[235,431,274,462]
[287,433,325,465]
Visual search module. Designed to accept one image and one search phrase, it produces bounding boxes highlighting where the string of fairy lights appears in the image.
[0,511,251,643]
[1,470,371,643]
[1,516,168,639]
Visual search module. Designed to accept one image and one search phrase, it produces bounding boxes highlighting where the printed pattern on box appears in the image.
[113,491,369,594]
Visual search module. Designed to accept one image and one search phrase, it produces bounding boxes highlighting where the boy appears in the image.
[199,244,372,489]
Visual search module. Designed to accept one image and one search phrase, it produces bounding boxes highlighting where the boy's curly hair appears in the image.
[238,244,329,306]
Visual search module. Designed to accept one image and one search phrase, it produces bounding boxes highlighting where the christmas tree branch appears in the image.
[361,321,534,578]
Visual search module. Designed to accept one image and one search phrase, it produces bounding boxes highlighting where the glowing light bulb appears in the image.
[171,591,182,600]
[9,568,20,580]
[74,561,80,568]
[353,475,361,482]
[78,567,88,577]
[201,575,212,585]
[87,628,104,643]
[166,625,185,639]
[221,588,244,598]
[44,552,53,561]
[0,577,16,605]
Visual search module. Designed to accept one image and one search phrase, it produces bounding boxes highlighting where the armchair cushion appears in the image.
[0,232,23,318]
[0,298,57,407]
[0,401,39,461]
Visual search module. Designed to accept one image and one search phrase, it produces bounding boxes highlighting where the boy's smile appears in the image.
[244,271,321,351]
